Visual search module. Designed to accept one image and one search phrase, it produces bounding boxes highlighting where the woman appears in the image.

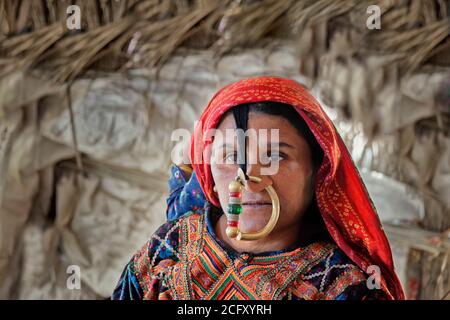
[112,76,405,300]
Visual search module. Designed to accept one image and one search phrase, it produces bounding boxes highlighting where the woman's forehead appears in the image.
[217,111,295,130]
[212,111,307,148]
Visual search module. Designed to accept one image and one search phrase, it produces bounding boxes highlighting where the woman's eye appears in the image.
[222,151,284,163]
[224,152,237,163]
[268,152,285,162]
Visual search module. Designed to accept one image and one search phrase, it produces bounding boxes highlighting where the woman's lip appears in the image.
[242,203,271,207]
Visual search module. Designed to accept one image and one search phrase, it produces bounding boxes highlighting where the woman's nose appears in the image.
[244,164,272,193]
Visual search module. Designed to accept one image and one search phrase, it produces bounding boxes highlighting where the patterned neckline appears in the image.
[203,202,320,261]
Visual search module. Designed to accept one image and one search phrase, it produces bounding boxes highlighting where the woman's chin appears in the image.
[238,206,272,233]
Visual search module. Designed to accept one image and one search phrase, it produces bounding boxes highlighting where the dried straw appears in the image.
[0,0,447,83]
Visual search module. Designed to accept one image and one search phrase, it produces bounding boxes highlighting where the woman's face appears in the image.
[210,111,316,234]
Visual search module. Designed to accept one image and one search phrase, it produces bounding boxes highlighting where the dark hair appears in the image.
[229,101,324,169]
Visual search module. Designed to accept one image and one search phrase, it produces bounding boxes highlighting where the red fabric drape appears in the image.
[190,76,405,299]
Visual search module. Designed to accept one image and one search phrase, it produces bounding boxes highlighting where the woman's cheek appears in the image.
[211,165,236,202]
[276,166,311,212]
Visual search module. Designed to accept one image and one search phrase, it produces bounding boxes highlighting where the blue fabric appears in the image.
[166,165,205,221]
[111,259,143,300]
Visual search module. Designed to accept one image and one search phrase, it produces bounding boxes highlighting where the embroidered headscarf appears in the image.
[190,76,405,300]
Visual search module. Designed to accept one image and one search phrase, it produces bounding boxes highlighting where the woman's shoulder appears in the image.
[132,211,203,269]
[294,242,387,300]
[112,212,202,299]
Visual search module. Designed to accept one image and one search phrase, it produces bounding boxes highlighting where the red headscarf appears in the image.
[190,76,405,300]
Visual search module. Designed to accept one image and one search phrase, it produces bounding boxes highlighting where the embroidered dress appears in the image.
[112,204,386,300]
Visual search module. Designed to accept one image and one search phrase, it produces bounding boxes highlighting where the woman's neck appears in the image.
[214,214,303,254]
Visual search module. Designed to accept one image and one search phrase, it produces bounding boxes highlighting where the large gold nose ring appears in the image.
[225,168,280,241]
